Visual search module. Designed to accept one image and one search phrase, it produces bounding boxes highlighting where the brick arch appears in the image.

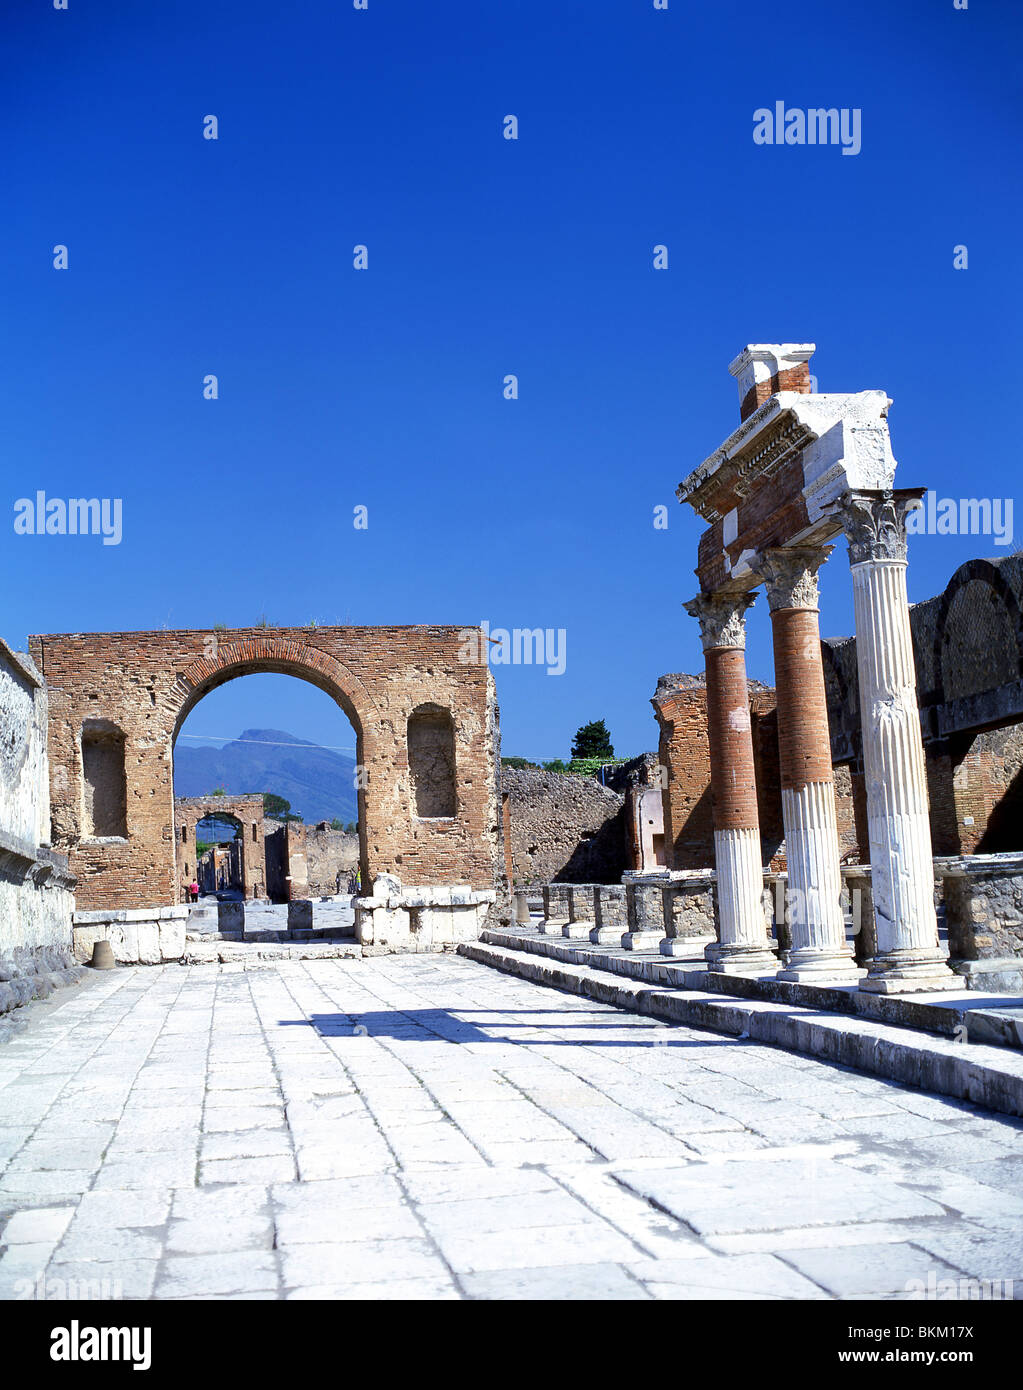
[933,560,1023,706]
[172,635,377,745]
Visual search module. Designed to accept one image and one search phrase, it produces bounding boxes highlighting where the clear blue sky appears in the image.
[3,0,1020,762]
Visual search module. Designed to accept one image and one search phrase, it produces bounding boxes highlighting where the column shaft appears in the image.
[761,549,858,982]
[685,592,777,975]
[840,489,957,993]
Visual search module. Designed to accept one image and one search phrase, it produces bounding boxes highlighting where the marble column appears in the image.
[837,489,957,993]
[684,591,778,974]
[759,547,859,982]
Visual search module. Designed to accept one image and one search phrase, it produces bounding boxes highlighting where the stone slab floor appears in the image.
[1,954,1021,1301]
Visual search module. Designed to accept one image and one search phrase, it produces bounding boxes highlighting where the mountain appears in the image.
[173,728,358,824]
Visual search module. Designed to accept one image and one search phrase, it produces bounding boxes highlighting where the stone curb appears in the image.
[481,927,1023,1052]
[459,941,1023,1119]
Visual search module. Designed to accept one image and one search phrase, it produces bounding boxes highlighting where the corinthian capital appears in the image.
[837,488,926,566]
[683,590,757,652]
[757,546,833,613]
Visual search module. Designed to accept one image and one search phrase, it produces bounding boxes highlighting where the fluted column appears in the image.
[838,489,957,993]
[759,548,859,983]
[684,592,778,975]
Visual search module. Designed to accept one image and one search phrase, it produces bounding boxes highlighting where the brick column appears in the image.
[837,489,957,993]
[684,592,777,975]
[759,547,858,982]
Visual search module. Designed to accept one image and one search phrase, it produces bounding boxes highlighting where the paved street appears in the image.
[1,954,1022,1301]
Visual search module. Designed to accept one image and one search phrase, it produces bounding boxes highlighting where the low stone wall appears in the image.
[355,875,496,953]
[937,852,1023,991]
[72,907,188,965]
[529,856,1023,991]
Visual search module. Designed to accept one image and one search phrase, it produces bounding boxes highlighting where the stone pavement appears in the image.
[1,954,1021,1301]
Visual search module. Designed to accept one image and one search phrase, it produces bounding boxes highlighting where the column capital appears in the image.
[683,590,757,652]
[836,488,927,566]
[757,546,833,613]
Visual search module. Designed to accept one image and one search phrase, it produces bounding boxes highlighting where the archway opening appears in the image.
[195,812,243,898]
[173,672,363,907]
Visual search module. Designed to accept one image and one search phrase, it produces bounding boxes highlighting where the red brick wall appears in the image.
[29,626,501,910]
[653,681,784,871]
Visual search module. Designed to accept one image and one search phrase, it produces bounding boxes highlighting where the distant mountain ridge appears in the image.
[173,728,358,824]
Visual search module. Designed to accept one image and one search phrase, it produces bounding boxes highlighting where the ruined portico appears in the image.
[678,344,957,994]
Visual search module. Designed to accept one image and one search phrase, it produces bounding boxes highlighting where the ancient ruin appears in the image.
[3,347,1023,1003]
[27,625,503,955]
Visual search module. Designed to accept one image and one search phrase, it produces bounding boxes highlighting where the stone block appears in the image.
[159,921,186,961]
[136,923,161,965]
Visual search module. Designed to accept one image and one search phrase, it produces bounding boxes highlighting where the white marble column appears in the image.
[838,489,958,993]
[684,592,778,975]
[759,548,859,983]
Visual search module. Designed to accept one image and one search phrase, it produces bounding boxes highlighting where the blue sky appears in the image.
[2,0,1020,763]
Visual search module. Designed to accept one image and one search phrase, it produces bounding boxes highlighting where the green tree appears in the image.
[501,756,537,769]
[329,817,344,830]
[263,793,291,821]
[541,759,569,774]
[571,720,614,761]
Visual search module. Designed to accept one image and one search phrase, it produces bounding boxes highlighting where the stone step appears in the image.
[480,926,1023,1052]
[460,938,1023,1120]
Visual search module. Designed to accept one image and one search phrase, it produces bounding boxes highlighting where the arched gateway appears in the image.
[28,626,503,947]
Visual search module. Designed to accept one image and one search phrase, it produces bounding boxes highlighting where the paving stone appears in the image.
[275,1202,421,1246]
[155,1251,279,1298]
[0,1206,74,1245]
[199,1156,296,1186]
[779,1242,965,1298]
[628,1252,830,1300]
[279,1238,448,1287]
[286,1276,460,1300]
[614,1156,946,1237]
[434,1221,642,1273]
[459,1263,649,1300]
[200,1130,292,1161]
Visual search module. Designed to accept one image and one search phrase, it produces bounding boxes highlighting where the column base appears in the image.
[660,936,714,957]
[589,925,624,946]
[621,930,665,952]
[562,921,595,939]
[858,948,960,995]
[537,919,568,936]
[778,945,863,985]
[705,942,779,976]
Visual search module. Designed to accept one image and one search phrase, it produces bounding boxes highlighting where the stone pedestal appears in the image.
[839,490,958,994]
[760,548,859,983]
[684,592,778,976]
[539,883,570,935]
[660,870,716,956]
[563,885,597,938]
[621,882,668,950]
[590,884,627,944]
